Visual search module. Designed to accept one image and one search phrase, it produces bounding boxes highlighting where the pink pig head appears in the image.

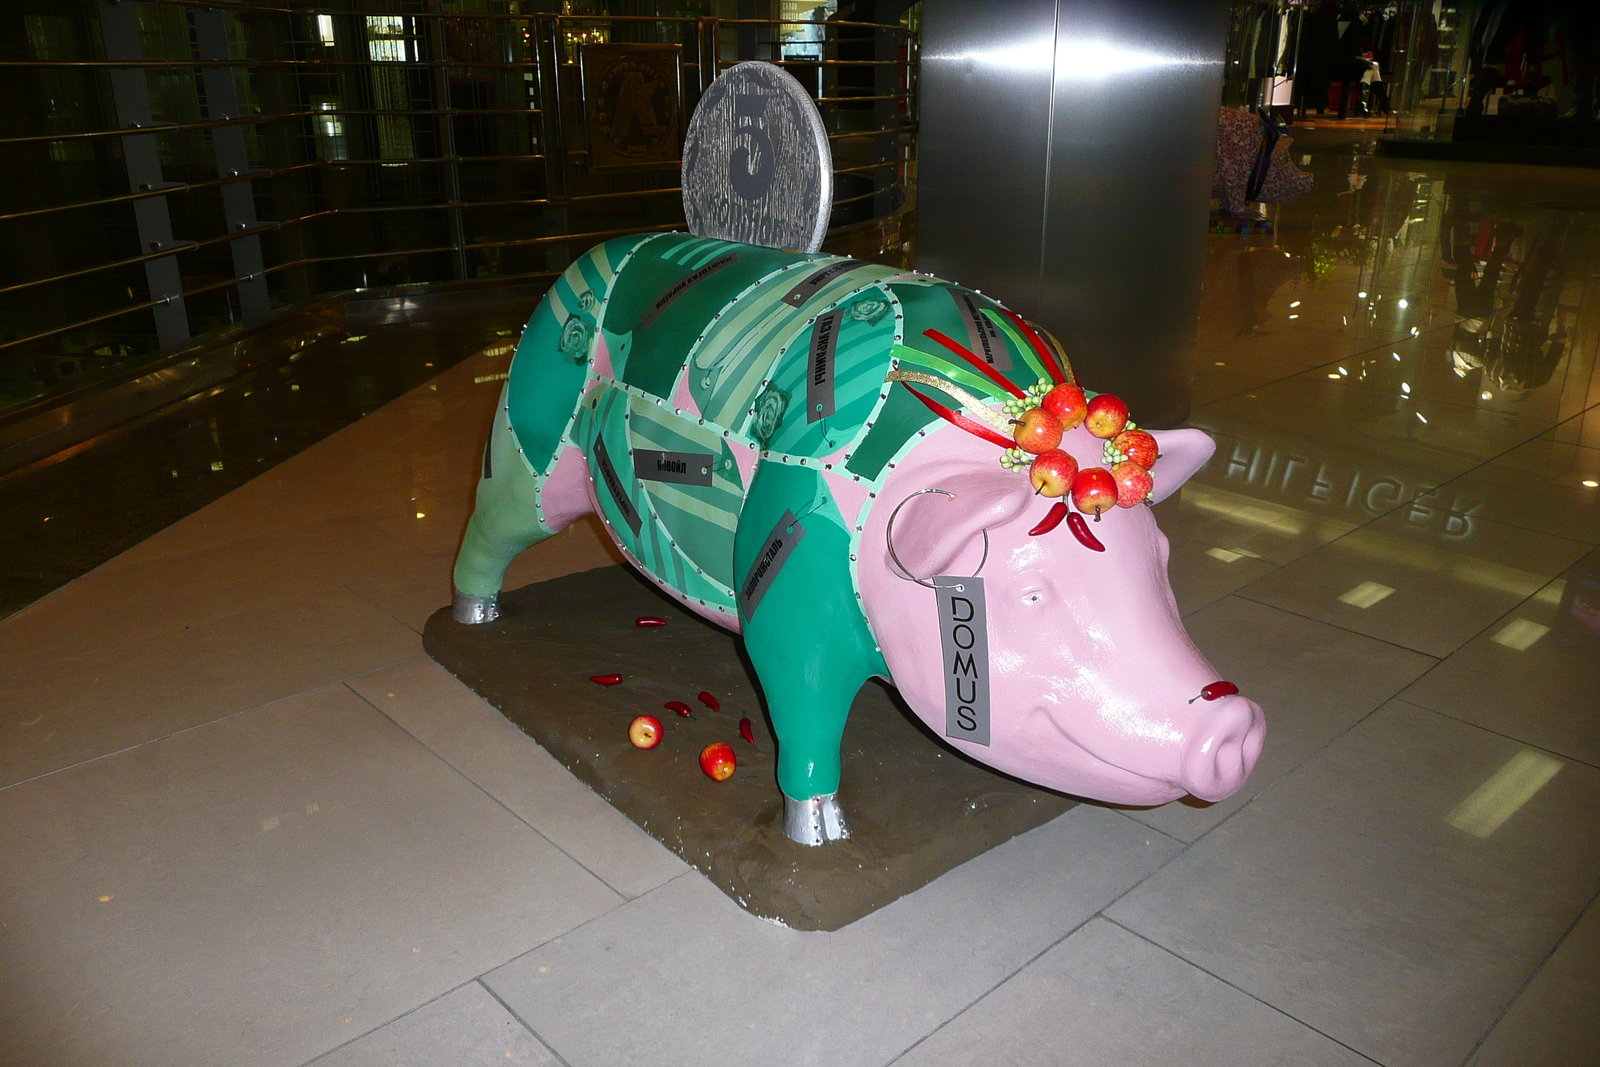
[857,423,1265,806]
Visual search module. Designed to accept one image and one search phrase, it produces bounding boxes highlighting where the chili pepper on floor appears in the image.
[635,616,667,628]
[739,717,755,745]
[664,701,692,718]
[1066,512,1105,552]
[589,673,623,686]
[1028,502,1068,536]
[698,691,720,713]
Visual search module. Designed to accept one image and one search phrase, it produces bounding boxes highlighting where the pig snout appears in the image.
[1177,695,1265,802]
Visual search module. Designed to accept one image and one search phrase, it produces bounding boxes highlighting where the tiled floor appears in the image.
[2,133,1598,1066]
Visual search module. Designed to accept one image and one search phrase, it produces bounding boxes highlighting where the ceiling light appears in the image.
[1401,383,1411,394]
[1289,314,1299,319]
[1397,299,1409,308]
[1583,480,1599,488]
[1482,391,1493,400]
[1392,352,1401,361]
[1357,291,1368,298]
[1289,300,1301,308]
[1338,367,1349,375]
[1415,412,1428,423]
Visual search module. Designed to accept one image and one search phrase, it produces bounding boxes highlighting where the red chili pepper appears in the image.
[900,383,1017,449]
[1194,681,1240,703]
[922,328,1028,399]
[635,616,667,628]
[739,717,755,744]
[664,701,692,718]
[698,690,720,713]
[1066,512,1105,552]
[589,673,623,686]
[1029,501,1068,536]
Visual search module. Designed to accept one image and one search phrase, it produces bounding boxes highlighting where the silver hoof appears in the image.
[452,591,499,624]
[782,792,849,846]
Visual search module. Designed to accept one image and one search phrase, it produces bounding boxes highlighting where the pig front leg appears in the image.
[734,462,887,846]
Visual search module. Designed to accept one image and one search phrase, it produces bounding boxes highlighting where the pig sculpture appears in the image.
[452,232,1265,845]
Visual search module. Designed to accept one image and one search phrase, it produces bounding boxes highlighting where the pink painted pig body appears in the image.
[856,423,1265,806]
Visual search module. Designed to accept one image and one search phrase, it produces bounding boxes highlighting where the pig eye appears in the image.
[1023,589,1046,605]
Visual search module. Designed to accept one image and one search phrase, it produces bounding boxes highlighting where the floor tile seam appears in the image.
[0,678,358,795]
[1144,691,1397,851]
[1378,561,1590,708]
[339,580,429,637]
[478,869,697,981]
[878,909,1108,1067]
[1451,886,1600,1067]
[292,974,487,1067]
[1098,915,1390,1066]
[340,679,634,907]
[1228,588,1449,660]
[1386,697,1600,772]
[349,509,460,562]
[1196,317,1458,400]
[475,979,577,1067]
[0,579,428,686]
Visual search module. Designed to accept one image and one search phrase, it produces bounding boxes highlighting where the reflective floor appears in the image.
[1,130,1598,1067]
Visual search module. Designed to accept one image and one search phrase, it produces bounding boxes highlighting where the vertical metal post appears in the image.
[193,7,270,323]
[97,0,191,352]
[426,2,468,279]
[919,0,1229,427]
[536,16,569,274]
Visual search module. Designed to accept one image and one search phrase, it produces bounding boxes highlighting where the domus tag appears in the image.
[935,576,990,746]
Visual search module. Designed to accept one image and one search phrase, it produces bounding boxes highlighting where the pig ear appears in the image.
[1147,428,1215,504]
[888,469,1033,581]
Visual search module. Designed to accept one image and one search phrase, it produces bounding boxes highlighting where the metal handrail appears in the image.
[0,223,684,354]
[1,1,918,381]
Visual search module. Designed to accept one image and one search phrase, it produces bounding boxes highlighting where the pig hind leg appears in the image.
[452,397,591,623]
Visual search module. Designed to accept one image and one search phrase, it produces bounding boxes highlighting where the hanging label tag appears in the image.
[592,435,642,535]
[740,511,806,618]
[936,576,990,746]
[639,252,737,328]
[806,309,842,423]
[951,289,1010,371]
[782,260,858,307]
[633,448,715,487]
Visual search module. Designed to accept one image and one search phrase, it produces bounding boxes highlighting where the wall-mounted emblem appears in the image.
[581,43,683,171]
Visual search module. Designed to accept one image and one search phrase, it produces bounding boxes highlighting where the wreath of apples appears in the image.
[997,382,1159,519]
[886,308,1159,525]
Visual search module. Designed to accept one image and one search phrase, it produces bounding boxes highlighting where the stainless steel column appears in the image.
[919,0,1228,426]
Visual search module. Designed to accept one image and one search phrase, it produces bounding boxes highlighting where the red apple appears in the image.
[1112,428,1159,469]
[1029,449,1079,497]
[699,742,736,781]
[1111,460,1153,508]
[1072,467,1118,518]
[1084,394,1129,439]
[1012,407,1063,454]
[1041,383,1087,430]
[628,715,663,750]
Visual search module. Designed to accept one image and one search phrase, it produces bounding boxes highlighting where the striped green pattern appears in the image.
[602,233,809,399]
[627,393,744,597]
[761,287,899,458]
[687,260,905,431]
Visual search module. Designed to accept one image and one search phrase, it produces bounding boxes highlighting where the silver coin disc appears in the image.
[681,61,833,253]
